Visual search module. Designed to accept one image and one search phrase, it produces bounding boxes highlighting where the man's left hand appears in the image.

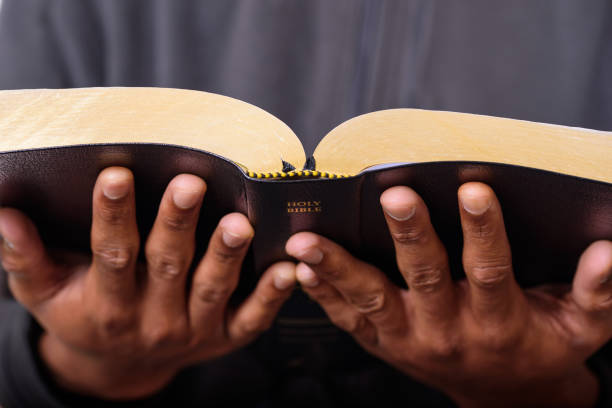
[286,182,612,408]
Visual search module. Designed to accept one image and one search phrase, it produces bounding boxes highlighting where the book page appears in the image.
[0,87,306,173]
[314,109,612,183]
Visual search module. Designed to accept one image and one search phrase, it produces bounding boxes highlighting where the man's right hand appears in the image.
[0,167,297,400]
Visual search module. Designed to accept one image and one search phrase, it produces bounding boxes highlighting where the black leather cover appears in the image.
[0,144,611,361]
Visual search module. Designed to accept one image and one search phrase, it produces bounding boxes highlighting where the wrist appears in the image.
[38,332,178,400]
[451,365,599,408]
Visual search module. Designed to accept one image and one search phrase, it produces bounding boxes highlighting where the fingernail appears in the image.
[461,195,491,215]
[222,229,248,248]
[103,181,129,200]
[274,266,296,290]
[296,263,319,287]
[384,205,416,221]
[173,189,200,209]
[296,247,323,265]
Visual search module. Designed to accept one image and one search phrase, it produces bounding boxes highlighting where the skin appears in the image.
[286,183,612,408]
[0,167,297,399]
[0,168,610,406]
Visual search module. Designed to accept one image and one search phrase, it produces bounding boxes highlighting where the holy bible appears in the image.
[0,87,611,347]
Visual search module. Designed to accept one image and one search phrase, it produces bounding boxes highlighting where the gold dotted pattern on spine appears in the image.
[247,170,350,179]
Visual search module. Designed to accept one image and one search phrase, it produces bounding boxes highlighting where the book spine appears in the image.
[246,169,352,179]
[243,177,363,348]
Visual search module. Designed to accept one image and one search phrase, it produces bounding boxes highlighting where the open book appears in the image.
[1,87,611,344]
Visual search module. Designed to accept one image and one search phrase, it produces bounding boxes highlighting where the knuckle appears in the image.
[143,327,171,349]
[255,291,282,309]
[349,290,386,315]
[470,262,512,289]
[93,245,135,270]
[235,319,268,338]
[211,246,240,265]
[193,281,232,304]
[318,262,349,281]
[161,211,194,232]
[147,251,186,280]
[391,228,428,246]
[408,265,446,293]
[97,203,131,225]
[424,337,462,359]
[142,322,189,349]
[466,216,495,237]
[97,309,135,338]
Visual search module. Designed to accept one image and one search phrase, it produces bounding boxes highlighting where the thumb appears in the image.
[0,208,60,308]
[572,240,612,316]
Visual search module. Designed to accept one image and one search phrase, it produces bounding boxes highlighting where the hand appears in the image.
[0,167,296,400]
[286,182,612,408]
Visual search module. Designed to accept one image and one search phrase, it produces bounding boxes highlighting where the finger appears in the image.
[286,232,407,337]
[566,241,612,350]
[458,182,521,322]
[572,240,612,317]
[189,213,253,331]
[90,167,140,302]
[0,208,60,307]
[143,174,206,320]
[295,262,378,346]
[227,262,296,345]
[380,186,455,326]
